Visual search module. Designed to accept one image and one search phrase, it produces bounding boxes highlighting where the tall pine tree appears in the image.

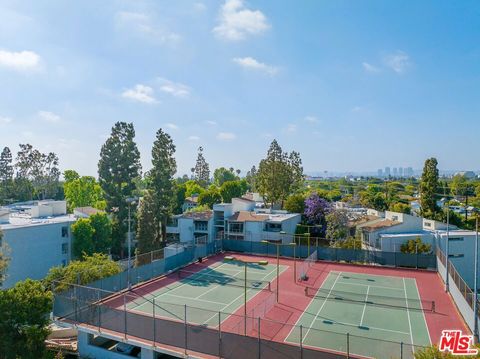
[419,157,439,219]
[98,122,141,257]
[193,146,210,187]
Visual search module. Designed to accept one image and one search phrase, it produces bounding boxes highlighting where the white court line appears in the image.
[413,278,432,345]
[202,265,280,326]
[313,317,411,336]
[302,272,343,342]
[403,278,415,352]
[161,293,229,306]
[359,285,370,326]
[336,281,404,292]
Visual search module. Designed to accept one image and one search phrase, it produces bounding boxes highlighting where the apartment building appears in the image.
[0,200,76,288]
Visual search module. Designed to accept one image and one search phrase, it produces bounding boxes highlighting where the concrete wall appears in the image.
[231,198,255,212]
[1,221,74,288]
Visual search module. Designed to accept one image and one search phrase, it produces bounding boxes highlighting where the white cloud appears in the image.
[0,50,41,71]
[304,115,319,124]
[115,11,180,44]
[194,3,207,12]
[122,84,157,104]
[383,51,411,74]
[157,78,191,98]
[38,111,62,124]
[0,116,13,124]
[216,132,236,141]
[188,135,200,141]
[285,124,297,133]
[165,123,179,130]
[205,120,217,126]
[232,57,278,75]
[362,62,381,73]
[213,0,269,41]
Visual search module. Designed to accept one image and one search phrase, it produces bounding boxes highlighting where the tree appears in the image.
[419,158,439,219]
[284,193,306,214]
[136,190,161,255]
[0,147,14,203]
[89,213,112,254]
[184,180,205,197]
[219,180,247,203]
[198,187,222,208]
[389,202,411,214]
[245,165,257,191]
[256,140,304,207]
[44,253,122,292]
[331,237,362,250]
[71,219,95,258]
[63,170,106,212]
[0,279,53,359]
[15,144,60,200]
[451,174,475,221]
[400,238,432,254]
[326,210,349,242]
[193,146,210,186]
[213,167,238,186]
[98,122,141,256]
[174,183,187,214]
[147,128,177,242]
[304,193,332,236]
[0,229,9,286]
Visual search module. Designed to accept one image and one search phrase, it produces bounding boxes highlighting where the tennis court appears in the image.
[285,270,431,358]
[125,258,287,327]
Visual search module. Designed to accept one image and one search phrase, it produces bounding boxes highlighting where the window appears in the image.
[61,226,69,237]
[424,222,432,227]
[449,237,464,242]
[61,243,68,254]
[391,215,399,221]
[229,222,244,233]
[194,221,208,231]
[265,223,282,232]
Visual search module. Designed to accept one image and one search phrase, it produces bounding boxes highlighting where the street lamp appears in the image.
[474,209,479,342]
[126,197,138,289]
[444,202,450,293]
[261,240,296,302]
[224,256,268,335]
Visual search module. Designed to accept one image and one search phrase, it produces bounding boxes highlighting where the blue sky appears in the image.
[0,0,479,176]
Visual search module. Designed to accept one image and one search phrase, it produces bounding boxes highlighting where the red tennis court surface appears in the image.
[96,252,469,358]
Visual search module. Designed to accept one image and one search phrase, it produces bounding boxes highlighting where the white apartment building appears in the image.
[167,197,301,244]
[0,200,76,288]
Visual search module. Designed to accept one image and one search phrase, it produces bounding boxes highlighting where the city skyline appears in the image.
[0,1,479,176]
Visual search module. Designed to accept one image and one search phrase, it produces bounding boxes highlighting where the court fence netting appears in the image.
[53,280,428,359]
[177,269,272,291]
[51,238,436,359]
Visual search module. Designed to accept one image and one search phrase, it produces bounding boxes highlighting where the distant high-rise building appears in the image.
[377,169,383,177]
[398,167,404,177]
[393,168,398,177]
[385,167,391,177]
[406,167,414,177]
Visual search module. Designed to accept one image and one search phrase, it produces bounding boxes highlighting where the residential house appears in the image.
[182,194,199,213]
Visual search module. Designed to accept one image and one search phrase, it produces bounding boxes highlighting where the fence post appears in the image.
[184,304,188,355]
[346,333,349,358]
[300,325,303,359]
[153,298,156,348]
[124,294,127,339]
[98,291,101,333]
[258,318,261,359]
[400,342,403,359]
[218,312,222,358]
[73,285,78,322]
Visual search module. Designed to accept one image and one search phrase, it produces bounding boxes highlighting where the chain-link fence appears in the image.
[53,280,429,359]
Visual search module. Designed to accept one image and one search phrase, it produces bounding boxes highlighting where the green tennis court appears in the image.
[285,271,431,359]
[126,259,287,327]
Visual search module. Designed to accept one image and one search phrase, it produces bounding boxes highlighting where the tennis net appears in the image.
[178,269,272,291]
[299,250,317,280]
[305,286,435,312]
